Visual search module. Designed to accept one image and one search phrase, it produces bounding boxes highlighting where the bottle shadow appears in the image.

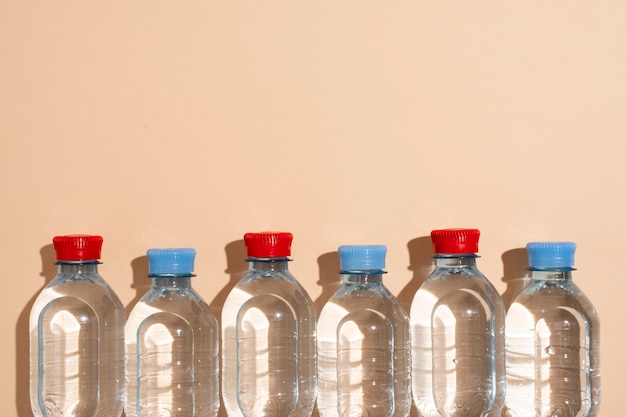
[126,255,151,316]
[311,250,340,417]
[396,236,434,417]
[500,247,530,310]
[313,251,341,315]
[210,239,248,417]
[16,244,57,417]
[397,236,435,315]
[210,239,248,325]
[497,248,528,417]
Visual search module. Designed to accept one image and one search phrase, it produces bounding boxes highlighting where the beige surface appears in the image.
[2,1,624,416]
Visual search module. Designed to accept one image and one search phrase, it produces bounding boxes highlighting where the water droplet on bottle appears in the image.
[545,346,555,355]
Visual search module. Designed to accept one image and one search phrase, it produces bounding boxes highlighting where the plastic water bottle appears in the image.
[505,242,600,417]
[125,248,220,417]
[29,235,125,417]
[221,232,317,417]
[410,229,506,417]
[317,245,411,417]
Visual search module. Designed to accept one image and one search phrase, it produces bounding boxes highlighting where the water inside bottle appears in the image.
[126,299,219,417]
[337,309,394,417]
[222,265,317,417]
[432,288,495,417]
[412,285,501,417]
[506,300,592,417]
[31,279,125,417]
[38,296,99,417]
[318,295,410,417]
[236,293,298,417]
[137,312,194,416]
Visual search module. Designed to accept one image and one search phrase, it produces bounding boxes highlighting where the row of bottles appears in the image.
[29,230,600,417]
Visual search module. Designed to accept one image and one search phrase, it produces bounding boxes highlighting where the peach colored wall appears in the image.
[2,1,624,416]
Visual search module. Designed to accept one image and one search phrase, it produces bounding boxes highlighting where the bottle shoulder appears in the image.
[221,272,316,325]
[238,269,301,284]
[228,270,313,302]
[30,275,125,332]
[330,282,400,302]
[410,269,506,324]
[520,278,585,295]
[415,268,502,302]
[126,297,217,333]
[139,285,206,303]
[511,280,599,319]
[320,284,409,324]
[48,271,111,289]
[133,284,213,313]
[34,274,124,310]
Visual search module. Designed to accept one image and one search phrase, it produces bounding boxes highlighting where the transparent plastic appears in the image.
[29,261,125,417]
[125,273,219,417]
[317,266,411,417]
[506,267,600,416]
[410,255,506,417]
[221,258,317,417]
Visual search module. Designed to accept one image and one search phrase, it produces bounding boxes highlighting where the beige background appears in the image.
[2,1,624,416]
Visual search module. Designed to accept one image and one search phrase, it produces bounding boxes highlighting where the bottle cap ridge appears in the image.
[338,245,387,271]
[147,248,196,274]
[244,232,292,258]
[53,235,103,261]
[431,228,480,254]
[526,242,576,268]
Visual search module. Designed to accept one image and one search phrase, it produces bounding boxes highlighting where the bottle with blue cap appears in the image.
[317,245,411,417]
[125,248,219,417]
[505,242,600,417]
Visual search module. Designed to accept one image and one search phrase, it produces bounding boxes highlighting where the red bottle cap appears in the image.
[244,232,292,258]
[53,235,103,261]
[431,228,480,254]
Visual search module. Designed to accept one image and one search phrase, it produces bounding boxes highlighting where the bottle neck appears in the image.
[530,268,574,281]
[57,261,100,275]
[150,275,193,288]
[248,258,290,272]
[341,270,384,285]
[434,254,478,269]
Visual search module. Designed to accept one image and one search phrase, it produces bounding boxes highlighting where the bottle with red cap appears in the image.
[29,235,125,417]
[221,232,317,417]
[410,229,505,417]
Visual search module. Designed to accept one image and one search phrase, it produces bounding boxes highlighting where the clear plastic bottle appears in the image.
[221,232,317,417]
[125,248,219,417]
[317,245,411,417]
[410,229,506,417]
[505,242,600,417]
[29,234,125,417]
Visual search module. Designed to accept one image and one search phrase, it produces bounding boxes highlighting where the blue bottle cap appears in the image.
[526,242,576,268]
[338,245,387,271]
[147,248,196,275]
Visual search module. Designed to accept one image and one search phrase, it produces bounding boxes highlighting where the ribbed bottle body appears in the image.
[317,275,411,417]
[125,279,219,417]
[410,260,505,417]
[506,274,600,417]
[30,264,125,417]
[221,264,317,417]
